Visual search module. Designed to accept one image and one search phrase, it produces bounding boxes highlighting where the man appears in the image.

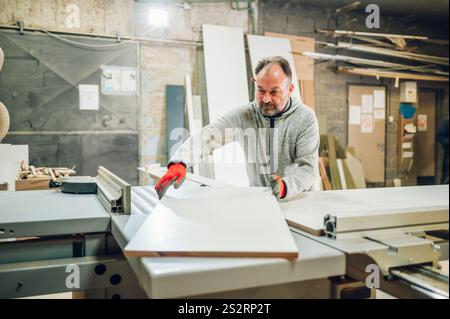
[155,56,319,200]
[436,117,449,184]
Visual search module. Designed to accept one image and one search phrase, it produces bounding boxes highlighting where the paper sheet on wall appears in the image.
[404,124,417,133]
[402,142,412,149]
[373,90,385,109]
[403,151,414,158]
[374,109,385,120]
[101,66,137,95]
[121,69,137,92]
[79,84,99,110]
[102,68,121,93]
[361,95,373,113]
[418,114,427,132]
[349,105,361,125]
[361,114,373,133]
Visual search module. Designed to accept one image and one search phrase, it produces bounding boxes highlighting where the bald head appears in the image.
[254,56,292,82]
[255,63,290,88]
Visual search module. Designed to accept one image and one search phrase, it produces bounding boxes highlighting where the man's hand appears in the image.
[154,163,187,199]
[270,174,287,199]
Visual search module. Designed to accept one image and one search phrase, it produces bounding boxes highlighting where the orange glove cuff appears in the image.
[276,175,287,199]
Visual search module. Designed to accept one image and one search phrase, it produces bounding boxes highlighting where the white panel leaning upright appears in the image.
[124,189,299,260]
[202,24,250,186]
[247,34,302,102]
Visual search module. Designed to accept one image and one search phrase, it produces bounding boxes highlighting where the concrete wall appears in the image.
[259,0,449,186]
[0,0,250,185]
[1,0,448,186]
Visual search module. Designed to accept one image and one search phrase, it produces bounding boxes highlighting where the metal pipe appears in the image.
[7,130,138,135]
[0,24,202,47]
[318,29,429,40]
[300,51,449,76]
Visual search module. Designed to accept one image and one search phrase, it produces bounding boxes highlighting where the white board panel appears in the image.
[0,144,28,191]
[203,24,249,187]
[281,185,449,236]
[125,190,298,259]
[247,34,301,102]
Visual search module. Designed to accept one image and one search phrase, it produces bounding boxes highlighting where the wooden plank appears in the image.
[318,157,332,190]
[318,29,429,41]
[124,190,299,260]
[341,159,356,189]
[324,135,342,190]
[203,24,249,186]
[15,178,50,191]
[339,67,449,82]
[337,159,347,189]
[299,80,315,110]
[336,42,449,66]
[303,51,448,76]
[345,152,366,188]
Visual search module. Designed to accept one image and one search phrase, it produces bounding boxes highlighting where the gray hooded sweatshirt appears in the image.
[170,96,320,200]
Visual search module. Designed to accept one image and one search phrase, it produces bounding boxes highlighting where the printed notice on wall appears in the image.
[374,109,385,120]
[418,114,427,132]
[102,68,121,93]
[349,105,361,125]
[101,65,137,95]
[361,95,373,114]
[361,114,374,133]
[79,84,99,110]
[121,69,137,92]
[373,90,385,109]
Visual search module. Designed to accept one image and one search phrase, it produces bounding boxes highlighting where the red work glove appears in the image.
[270,174,287,200]
[154,163,187,199]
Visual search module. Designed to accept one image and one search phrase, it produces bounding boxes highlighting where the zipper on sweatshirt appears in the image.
[264,98,292,175]
[269,117,275,174]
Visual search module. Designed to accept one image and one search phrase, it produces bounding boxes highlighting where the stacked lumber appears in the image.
[15,161,76,191]
[319,134,366,191]
[17,161,76,181]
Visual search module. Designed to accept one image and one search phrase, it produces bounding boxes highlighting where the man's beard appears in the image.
[259,102,281,117]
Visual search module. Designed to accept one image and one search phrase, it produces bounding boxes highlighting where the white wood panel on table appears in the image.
[281,185,449,235]
[202,24,250,187]
[125,190,298,259]
[247,34,301,102]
